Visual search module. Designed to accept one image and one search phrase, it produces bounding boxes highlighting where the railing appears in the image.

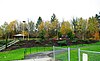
[0,40,19,51]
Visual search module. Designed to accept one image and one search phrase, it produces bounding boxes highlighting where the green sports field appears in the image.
[0,42,100,61]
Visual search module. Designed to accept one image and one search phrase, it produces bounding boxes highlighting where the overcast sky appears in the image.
[0,0,100,25]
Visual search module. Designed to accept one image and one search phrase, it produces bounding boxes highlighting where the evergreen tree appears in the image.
[36,16,42,28]
[51,13,56,23]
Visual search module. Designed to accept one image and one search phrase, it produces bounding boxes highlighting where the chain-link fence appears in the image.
[2,46,100,61]
[24,47,53,59]
[0,47,53,61]
[78,49,100,61]
[53,46,70,61]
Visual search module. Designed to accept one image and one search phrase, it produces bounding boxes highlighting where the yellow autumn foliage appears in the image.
[38,22,44,31]
[60,21,71,35]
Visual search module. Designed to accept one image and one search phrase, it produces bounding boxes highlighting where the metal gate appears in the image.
[78,48,100,61]
[53,46,79,61]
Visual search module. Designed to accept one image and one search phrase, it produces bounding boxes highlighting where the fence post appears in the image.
[78,48,80,61]
[36,46,38,52]
[68,47,70,61]
[44,46,45,52]
[53,46,55,61]
[30,47,31,54]
[24,48,26,59]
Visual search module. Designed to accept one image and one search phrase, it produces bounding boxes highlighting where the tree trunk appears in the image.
[5,34,8,49]
[82,33,85,40]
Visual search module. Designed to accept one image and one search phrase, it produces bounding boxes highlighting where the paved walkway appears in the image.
[15,57,53,61]
[15,47,67,61]
[25,48,67,59]
[24,51,53,59]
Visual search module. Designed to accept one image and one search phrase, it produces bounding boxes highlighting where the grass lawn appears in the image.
[55,42,100,61]
[0,42,100,61]
[0,47,53,61]
[0,48,25,61]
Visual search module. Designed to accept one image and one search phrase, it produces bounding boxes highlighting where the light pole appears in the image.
[23,21,26,40]
[35,29,38,41]
[57,29,58,40]
[55,29,58,40]
[48,28,50,39]
[27,18,30,41]
[28,28,30,41]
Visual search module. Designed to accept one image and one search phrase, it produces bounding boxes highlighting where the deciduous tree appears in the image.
[87,17,99,39]
[60,21,71,35]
